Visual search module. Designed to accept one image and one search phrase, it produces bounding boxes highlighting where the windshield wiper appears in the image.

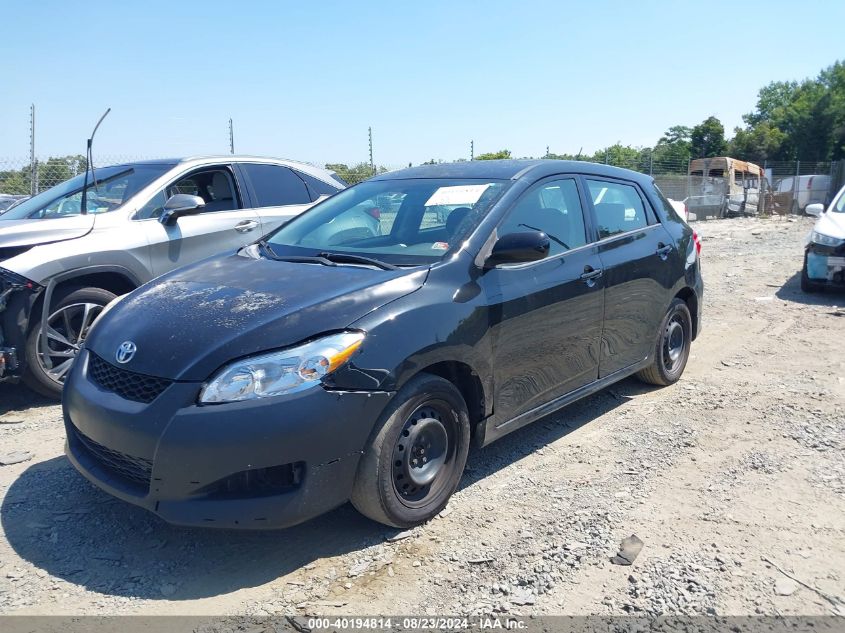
[317,251,398,270]
[256,242,398,270]
[258,241,337,266]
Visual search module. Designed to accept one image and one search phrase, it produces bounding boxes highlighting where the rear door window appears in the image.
[241,163,310,207]
[586,179,650,239]
[295,171,342,200]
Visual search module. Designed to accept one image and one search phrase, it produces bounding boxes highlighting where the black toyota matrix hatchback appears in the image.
[63,160,703,529]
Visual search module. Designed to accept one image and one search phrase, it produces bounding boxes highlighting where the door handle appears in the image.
[656,243,673,259]
[234,220,259,233]
[580,266,603,286]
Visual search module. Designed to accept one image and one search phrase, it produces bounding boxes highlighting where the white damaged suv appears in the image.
[0,156,346,397]
[802,184,845,293]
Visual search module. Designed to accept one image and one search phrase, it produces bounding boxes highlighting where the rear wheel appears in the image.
[23,287,117,399]
[351,373,470,527]
[637,298,692,386]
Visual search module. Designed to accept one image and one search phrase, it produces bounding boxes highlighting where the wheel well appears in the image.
[27,272,138,334]
[56,272,137,298]
[419,361,485,444]
[675,287,699,340]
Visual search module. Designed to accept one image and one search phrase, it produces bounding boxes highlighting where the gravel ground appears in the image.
[0,215,843,617]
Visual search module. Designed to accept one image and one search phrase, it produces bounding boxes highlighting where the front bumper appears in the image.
[805,243,845,286]
[64,349,393,529]
[0,269,40,381]
[0,346,20,379]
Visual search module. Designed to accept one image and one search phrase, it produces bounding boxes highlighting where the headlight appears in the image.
[199,331,365,404]
[810,230,845,247]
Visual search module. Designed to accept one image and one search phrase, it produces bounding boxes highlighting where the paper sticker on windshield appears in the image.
[425,184,490,207]
[432,241,449,250]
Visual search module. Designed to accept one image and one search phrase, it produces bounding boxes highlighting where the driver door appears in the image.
[135,165,261,277]
[482,177,605,428]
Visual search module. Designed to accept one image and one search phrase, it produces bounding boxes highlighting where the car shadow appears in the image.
[1,378,638,602]
[0,382,55,416]
[776,271,845,307]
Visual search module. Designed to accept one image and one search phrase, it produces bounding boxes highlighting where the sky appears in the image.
[2,0,844,167]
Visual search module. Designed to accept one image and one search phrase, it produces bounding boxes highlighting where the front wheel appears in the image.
[23,287,117,399]
[801,255,824,293]
[351,373,470,528]
[637,298,692,386]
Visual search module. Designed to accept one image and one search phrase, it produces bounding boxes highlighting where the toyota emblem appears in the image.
[115,341,137,364]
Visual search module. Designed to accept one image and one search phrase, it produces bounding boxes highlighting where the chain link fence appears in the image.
[2,154,843,222]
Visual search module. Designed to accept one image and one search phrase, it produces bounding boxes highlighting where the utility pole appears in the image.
[368,126,374,175]
[228,118,235,154]
[470,140,474,161]
[29,104,37,195]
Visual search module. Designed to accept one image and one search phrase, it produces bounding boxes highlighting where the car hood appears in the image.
[0,215,95,248]
[814,211,845,240]
[85,252,428,381]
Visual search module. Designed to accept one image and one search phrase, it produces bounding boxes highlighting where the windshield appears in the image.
[265,178,509,266]
[0,198,24,212]
[0,164,172,220]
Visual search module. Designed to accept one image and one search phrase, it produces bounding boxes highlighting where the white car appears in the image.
[0,156,347,397]
[802,187,845,292]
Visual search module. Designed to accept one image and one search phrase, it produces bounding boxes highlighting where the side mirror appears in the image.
[806,203,824,217]
[159,194,205,225]
[485,231,550,268]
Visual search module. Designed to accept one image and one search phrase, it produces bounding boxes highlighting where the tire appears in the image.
[351,373,471,528]
[636,298,692,387]
[801,255,824,293]
[22,286,117,399]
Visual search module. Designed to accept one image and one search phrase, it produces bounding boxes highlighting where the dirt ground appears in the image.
[0,216,843,617]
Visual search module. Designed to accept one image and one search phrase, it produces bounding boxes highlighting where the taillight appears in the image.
[807,177,813,189]
[692,231,702,255]
[367,207,381,219]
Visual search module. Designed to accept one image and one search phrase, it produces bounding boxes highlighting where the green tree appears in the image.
[728,121,787,163]
[325,162,387,185]
[474,149,512,160]
[731,60,845,161]
[589,143,646,170]
[691,116,727,158]
[0,167,30,195]
[659,125,692,146]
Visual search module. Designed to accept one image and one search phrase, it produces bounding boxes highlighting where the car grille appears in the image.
[88,353,172,404]
[73,428,153,491]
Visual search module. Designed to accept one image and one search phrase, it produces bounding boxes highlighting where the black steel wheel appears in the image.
[637,298,692,386]
[391,403,456,508]
[352,373,470,527]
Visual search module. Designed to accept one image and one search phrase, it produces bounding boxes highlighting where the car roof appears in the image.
[371,159,655,186]
[103,156,342,185]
